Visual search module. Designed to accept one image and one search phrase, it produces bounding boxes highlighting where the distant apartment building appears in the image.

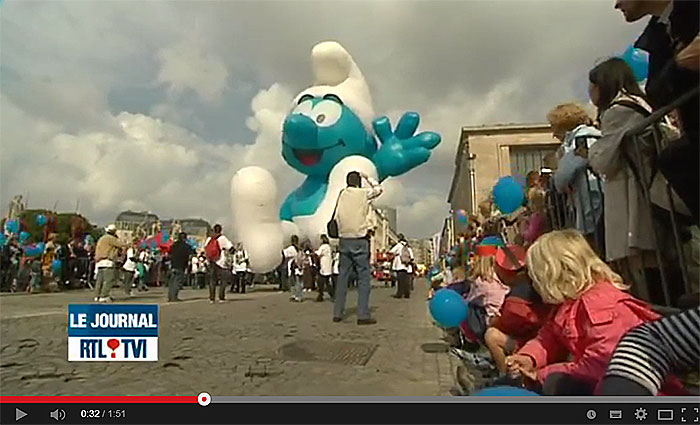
[114,211,160,242]
[115,210,211,245]
[408,238,432,266]
[377,207,398,233]
[370,207,400,264]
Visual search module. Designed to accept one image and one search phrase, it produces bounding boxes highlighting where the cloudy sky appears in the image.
[0,0,646,238]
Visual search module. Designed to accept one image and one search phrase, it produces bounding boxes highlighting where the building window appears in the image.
[509,144,558,177]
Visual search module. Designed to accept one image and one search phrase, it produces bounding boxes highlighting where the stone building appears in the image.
[447,123,558,245]
[115,211,211,245]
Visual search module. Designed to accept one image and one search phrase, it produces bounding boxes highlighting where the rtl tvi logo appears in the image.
[68,304,159,361]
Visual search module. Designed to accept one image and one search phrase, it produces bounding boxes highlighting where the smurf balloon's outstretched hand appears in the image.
[372,112,441,181]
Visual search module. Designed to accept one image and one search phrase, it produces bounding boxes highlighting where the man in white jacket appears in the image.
[332,171,383,325]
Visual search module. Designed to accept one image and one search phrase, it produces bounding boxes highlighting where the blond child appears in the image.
[506,230,662,395]
[459,238,510,344]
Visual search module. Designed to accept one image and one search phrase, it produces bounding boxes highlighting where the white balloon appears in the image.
[231,167,283,273]
[231,157,379,272]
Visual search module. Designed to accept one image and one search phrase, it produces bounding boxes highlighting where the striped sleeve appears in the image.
[605,307,700,395]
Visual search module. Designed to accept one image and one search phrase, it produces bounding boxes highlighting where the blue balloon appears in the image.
[36,214,48,227]
[429,288,468,328]
[474,386,539,397]
[493,176,525,214]
[19,231,30,244]
[51,259,62,274]
[161,230,170,243]
[23,243,45,257]
[4,219,19,234]
[620,45,649,82]
[513,173,527,190]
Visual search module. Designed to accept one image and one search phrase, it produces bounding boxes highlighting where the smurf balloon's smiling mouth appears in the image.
[285,139,346,166]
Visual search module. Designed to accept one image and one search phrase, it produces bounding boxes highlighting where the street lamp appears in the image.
[467,153,477,215]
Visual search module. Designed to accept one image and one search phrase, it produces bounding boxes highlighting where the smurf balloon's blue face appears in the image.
[282,94,376,178]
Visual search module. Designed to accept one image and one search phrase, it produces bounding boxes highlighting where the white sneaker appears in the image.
[209,300,215,304]
[98,297,112,303]
[218,299,226,303]
[93,297,99,302]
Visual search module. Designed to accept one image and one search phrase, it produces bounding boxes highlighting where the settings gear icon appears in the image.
[635,407,648,421]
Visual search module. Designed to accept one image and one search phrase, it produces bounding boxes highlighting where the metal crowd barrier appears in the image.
[621,87,699,307]
[544,87,699,307]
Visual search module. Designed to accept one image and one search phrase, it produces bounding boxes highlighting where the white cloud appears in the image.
[157,38,229,103]
[398,195,447,238]
[375,178,406,208]
[0,83,298,237]
[0,0,648,239]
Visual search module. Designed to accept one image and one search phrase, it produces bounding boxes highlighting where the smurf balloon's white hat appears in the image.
[294,41,375,131]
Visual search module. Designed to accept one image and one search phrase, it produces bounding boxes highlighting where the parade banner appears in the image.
[68,304,159,362]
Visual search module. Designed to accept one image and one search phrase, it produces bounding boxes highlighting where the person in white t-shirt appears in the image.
[121,241,138,297]
[282,235,299,294]
[390,234,414,299]
[232,243,249,294]
[204,224,233,304]
[331,249,340,299]
[287,236,303,302]
[315,235,333,302]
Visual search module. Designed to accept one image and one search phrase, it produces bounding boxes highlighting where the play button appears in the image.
[15,408,28,421]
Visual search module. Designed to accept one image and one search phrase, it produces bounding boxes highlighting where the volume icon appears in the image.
[49,408,66,421]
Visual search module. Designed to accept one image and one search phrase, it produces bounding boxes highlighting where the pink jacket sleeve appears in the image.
[534,312,621,386]
[517,320,568,382]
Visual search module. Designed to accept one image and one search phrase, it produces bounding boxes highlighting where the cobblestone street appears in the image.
[0,279,457,396]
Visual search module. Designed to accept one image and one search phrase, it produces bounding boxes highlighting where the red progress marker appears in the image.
[0,396,198,403]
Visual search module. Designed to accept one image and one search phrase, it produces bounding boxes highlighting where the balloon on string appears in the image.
[493,176,525,214]
[429,288,468,328]
[19,231,30,244]
[620,45,649,82]
[455,209,468,225]
[36,214,48,227]
[4,219,19,234]
[474,386,539,396]
[51,259,62,274]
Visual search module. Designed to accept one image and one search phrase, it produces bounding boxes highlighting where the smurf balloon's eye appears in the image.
[312,100,341,127]
[292,99,314,117]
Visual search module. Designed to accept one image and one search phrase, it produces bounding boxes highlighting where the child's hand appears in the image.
[506,354,537,380]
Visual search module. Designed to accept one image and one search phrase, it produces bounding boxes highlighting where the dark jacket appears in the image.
[636,0,699,141]
[170,240,193,271]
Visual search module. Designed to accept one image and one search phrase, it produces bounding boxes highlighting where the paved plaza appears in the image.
[0,280,458,396]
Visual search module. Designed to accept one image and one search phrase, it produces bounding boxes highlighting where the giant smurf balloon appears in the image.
[233,41,441,272]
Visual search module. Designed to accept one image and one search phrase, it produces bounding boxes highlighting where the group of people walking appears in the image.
[90,223,254,304]
[281,234,339,303]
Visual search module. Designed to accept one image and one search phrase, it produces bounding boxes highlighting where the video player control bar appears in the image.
[1,401,698,424]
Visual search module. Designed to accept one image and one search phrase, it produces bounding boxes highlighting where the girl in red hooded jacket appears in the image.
[505,229,672,396]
